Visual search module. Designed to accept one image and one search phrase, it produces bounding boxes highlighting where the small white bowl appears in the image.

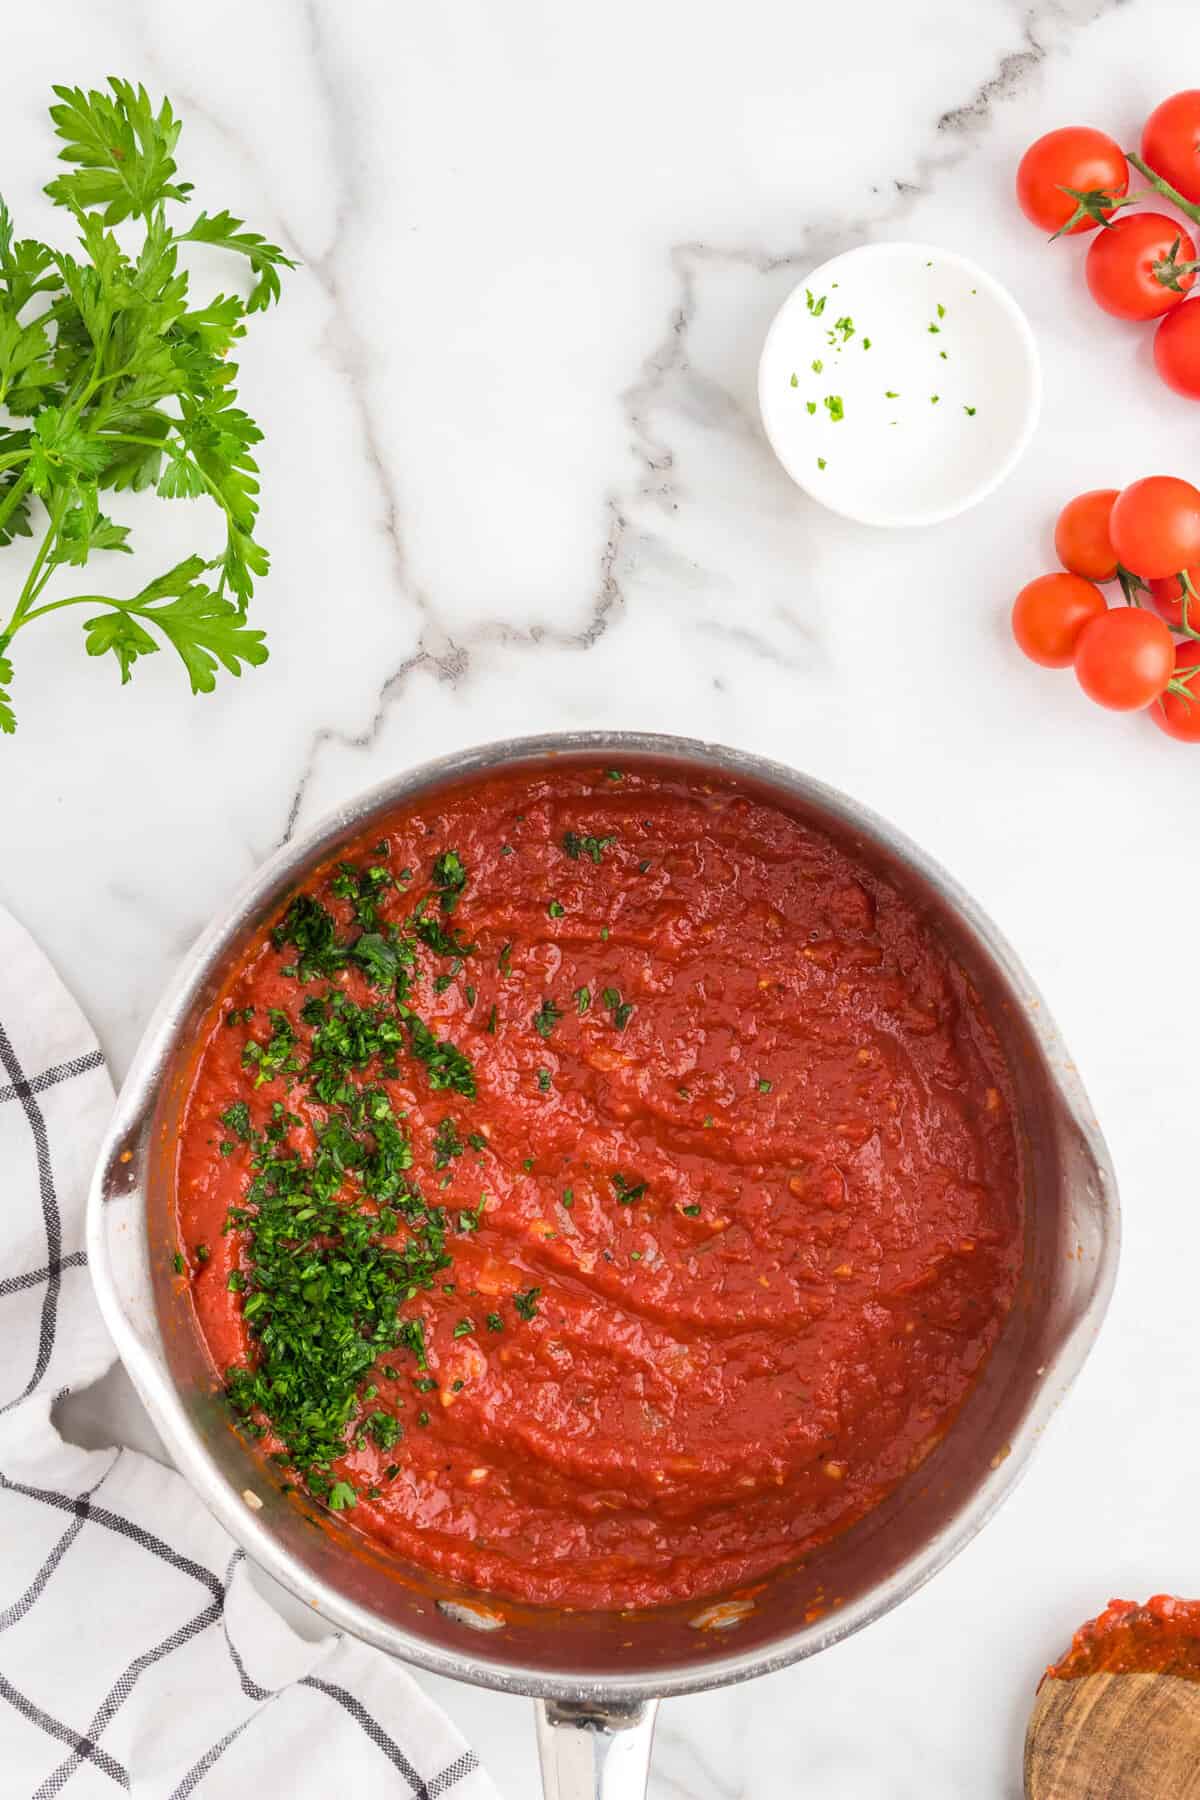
[757,242,1041,529]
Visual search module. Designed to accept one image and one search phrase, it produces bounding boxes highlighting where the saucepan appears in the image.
[87,732,1119,1798]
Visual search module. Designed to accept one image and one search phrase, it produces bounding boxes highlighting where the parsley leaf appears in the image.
[45,80,192,223]
[562,830,616,865]
[431,849,468,915]
[50,484,131,566]
[221,1101,252,1141]
[83,562,270,694]
[177,209,296,313]
[601,986,634,1031]
[272,895,347,982]
[433,1116,464,1168]
[0,79,291,733]
[532,997,562,1039]
[402,1011,476,1098]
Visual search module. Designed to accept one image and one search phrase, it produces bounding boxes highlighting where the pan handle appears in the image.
[534,1696,660,1799]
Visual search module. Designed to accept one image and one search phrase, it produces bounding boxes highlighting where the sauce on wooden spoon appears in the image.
[1026,1596,1200,1799]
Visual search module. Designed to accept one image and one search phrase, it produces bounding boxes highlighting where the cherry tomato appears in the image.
[1085,213,1197,320]
[1073,607,1175,710]
[1054,489,1119,581]
[1154,300,1200,398]
[1151,639,1200,741]
[1016,127,1128,234]
[1012,573,1107,668]
[1142,91,1200,205]
[1110,476,1200,578]
[1147,568,1200,631]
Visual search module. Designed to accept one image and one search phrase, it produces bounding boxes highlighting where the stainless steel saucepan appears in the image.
[87,733,1119,1798]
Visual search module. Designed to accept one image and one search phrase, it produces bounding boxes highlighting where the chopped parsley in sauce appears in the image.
[431,850,468,914]
[532,998,562,1039]
[562,830,616,865]
[513,1286,541,1320]
[601,987,634,1031]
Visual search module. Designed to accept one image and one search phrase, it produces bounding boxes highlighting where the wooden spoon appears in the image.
[1025,1670,1200,1798]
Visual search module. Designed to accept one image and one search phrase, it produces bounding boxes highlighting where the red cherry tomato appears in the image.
[1110,476,1200,578]
[1142,91,1200,205]
[1151,638,1200,741]
[1053,489,1119,581]
[1016,127,1128,234]
[1073,607,1175,710]
[1012,573,1107,668]
[1147,568,1200,631]
[1154,300,1200,398]
[1085,213,1197,320]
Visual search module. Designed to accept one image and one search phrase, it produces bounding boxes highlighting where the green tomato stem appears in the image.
[1173,568,1200,640]
[1125,151,1200,231]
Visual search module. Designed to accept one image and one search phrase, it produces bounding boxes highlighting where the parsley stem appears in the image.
[0,467,32,538]
[70,315,117,421]
[87,358,146,397]
[4,487,68,639]
[11,591,123,629]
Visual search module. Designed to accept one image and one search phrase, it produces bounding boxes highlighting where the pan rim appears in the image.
[86,730,1120,1701]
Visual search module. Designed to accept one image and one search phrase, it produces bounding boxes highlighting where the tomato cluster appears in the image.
[1012,477,1200,740]
[1017,93,1200,396]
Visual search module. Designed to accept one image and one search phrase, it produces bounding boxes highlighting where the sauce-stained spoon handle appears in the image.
[535,1697,660,1800]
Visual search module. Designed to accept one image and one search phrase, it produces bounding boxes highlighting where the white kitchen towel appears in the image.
[0,904,498,1799]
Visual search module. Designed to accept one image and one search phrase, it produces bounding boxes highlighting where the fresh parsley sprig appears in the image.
[0,78,294,732]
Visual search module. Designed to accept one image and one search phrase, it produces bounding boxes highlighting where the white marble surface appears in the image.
[7,0,1200,1792]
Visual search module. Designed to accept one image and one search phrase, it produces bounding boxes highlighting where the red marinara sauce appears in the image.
[176,764,1024,1609]
[1047,1597,1200,1683]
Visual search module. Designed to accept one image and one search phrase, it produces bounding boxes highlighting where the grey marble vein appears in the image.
[273,0,1126,856]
